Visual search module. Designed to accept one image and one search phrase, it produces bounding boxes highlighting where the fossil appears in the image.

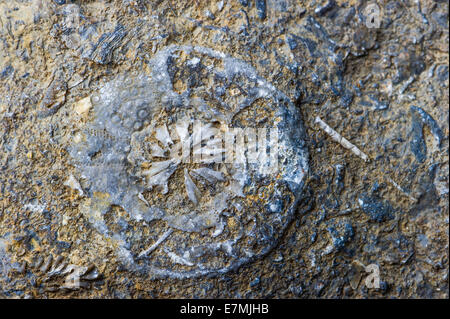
[68,45,308,278]
[315,116,370,162]
[29,254,101,292]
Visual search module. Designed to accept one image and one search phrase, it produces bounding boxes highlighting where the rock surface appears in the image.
[0,0,448,298]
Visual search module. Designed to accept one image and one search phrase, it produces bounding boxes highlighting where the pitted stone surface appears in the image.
[1,0,447,299]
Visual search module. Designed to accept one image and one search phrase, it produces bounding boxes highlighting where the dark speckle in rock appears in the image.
[371,181,386,194]
[410,105,443,148]
[295,35,318,57]
[428,163,439,180]
[314,0,336,16]
[214,86,226,96]
[431,11,449,28]
[56,240,72,251]
[359,100,373,108]
[310,232,317,243]
[89,24,127,65]
[239,0,249,7]
[340,90,354,108]
[256,0,267,20]
[393,51,426,84]
[334,164,345,194]
[0,65,14,78]
[290,285,303,296]
[410,55,426,77]
[314,281,325,296]
[436,65,449,83]
[410,109,427,163]
[368,95,389,111]
[358,194,395,222]
[327,221,354,251]
[379,281,389,294]
[250,277,260,287]
[286,36,297,50]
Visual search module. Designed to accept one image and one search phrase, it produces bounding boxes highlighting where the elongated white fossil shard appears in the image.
[387,177,418,202]
[190,167,224,183]
[175,121,191,162]
[63,174,84,196]
[150,143,166,158]
[315,116,370,162]
[155,124,173,147]
[138,229,173,258]
[142,160,178,193]
[143,160,173,177]
[166,250,194,266]
[184,168,200,205]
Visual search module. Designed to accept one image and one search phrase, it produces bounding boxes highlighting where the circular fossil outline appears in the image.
[69,45,309,278]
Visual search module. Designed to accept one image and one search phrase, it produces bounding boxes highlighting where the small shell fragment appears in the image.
[315,116,370,162]
[74,97,92,115]
[63,174,84,196]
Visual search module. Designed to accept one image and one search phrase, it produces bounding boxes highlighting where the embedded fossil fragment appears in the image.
[133,121,226,201]
[63,174,84,196]
[315,116,370,162]
[68,45,308,278]
[89,24,128,65]
[138,229,173,258]
[24,254,101,292]
[38,71,67,118]
[386,177,418,203]
[410,105,443,149]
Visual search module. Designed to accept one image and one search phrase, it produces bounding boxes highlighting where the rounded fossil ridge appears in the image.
[68,45,309,278]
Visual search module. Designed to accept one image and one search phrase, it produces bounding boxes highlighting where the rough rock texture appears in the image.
[0,0,448,298]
